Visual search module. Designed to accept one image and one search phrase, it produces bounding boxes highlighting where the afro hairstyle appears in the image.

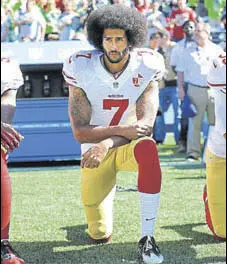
[86,4,148,51]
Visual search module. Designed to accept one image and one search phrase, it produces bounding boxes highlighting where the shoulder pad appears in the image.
[207,52,226,90]
[63,50,99,87]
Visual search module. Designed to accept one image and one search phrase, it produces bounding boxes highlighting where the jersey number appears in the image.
[219,54,226,65]
[103,99,129,126]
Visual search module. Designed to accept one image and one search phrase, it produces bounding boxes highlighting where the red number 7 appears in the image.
[103,99,129,126]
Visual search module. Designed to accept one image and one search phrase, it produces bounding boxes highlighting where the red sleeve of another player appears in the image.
[1,151,12,232]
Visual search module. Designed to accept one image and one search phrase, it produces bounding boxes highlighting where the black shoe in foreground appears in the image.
[138,236,164,264]
[1,240,25,264]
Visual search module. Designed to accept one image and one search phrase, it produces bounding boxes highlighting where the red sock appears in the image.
[1,150,11,239]
[134,139,162,194]
[1,223,10,240]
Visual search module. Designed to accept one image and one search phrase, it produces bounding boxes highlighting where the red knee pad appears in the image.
[1,150,12,233]
[134,139,162,194]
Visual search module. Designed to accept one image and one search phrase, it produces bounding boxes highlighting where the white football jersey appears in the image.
[207,52,226,158]
[63,49,165,153]
[1,57,24,96]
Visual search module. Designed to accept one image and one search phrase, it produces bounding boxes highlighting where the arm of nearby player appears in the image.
[1,89,17,124]
[1,90,23,152]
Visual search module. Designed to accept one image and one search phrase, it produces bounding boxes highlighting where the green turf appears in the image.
[9,142,226,264]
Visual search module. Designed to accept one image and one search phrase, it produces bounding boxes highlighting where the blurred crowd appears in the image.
[1,0,226,43]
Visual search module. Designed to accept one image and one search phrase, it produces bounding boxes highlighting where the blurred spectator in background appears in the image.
[36,0,48,10]
[161,0,177,17]
[149,30,163,51]
[176,22,223,161]
[75,0,95,32]
[134,0,150,16]
[195,0,208,19]
[57,1,81,41]
[221,7,226,29]
[93,0,111,8]
[155,30,180,145]
[219,10,226,51]
[147,0,167,38]
[171,19,196,153]
[1,7,17,42]
[55,0,65,12]
[1,7,9,42]
[170,0,196,42]
[44,0,61,40]
[111,0,132,6]
[14,0,46,42]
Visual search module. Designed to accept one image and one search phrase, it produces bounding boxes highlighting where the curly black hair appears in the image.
[86,4,148,51]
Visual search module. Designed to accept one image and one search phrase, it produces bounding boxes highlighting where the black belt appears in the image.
[188,83,209,88]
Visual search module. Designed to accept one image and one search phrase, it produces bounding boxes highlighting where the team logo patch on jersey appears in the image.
[132,74,144,87]
[113,82,119,89]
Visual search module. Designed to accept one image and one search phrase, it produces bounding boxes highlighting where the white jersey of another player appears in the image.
[1,57,24,96]
[63,49,165,153]
[207,52,226,158]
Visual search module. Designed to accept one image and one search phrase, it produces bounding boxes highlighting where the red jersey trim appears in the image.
[208,82,226,87]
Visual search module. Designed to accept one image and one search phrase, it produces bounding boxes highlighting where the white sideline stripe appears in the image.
[13,123,71,129]
[9,165,80,172]
[160,161,205,168]
[9,161,205,172]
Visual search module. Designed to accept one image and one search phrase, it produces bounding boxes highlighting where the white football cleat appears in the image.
[138,236,164,264]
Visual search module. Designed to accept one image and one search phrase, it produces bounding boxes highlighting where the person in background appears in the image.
[220,11,226,51]
[204,51,226,240]
[57,1,81,41]
[134,0,150,16]
[1,7,9,42]
[63,5,165,264]
[170,0,196,42]
[14,0,46,42]
[1,57,24,264]
[44,0,61,40]
[149,30,163,51]
[170,19,196,153]
[110,0,132,7]
[176,22,223,161]
[147,0,167,38]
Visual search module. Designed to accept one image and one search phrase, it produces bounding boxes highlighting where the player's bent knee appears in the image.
[134,139,162,194]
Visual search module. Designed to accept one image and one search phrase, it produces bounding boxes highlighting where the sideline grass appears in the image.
[9,143,226,264]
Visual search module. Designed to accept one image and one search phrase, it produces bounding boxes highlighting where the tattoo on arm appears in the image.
[68,86,91,129]
[136,81,159,126]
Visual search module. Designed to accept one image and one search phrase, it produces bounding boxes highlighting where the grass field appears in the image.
[9,140,226,264]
